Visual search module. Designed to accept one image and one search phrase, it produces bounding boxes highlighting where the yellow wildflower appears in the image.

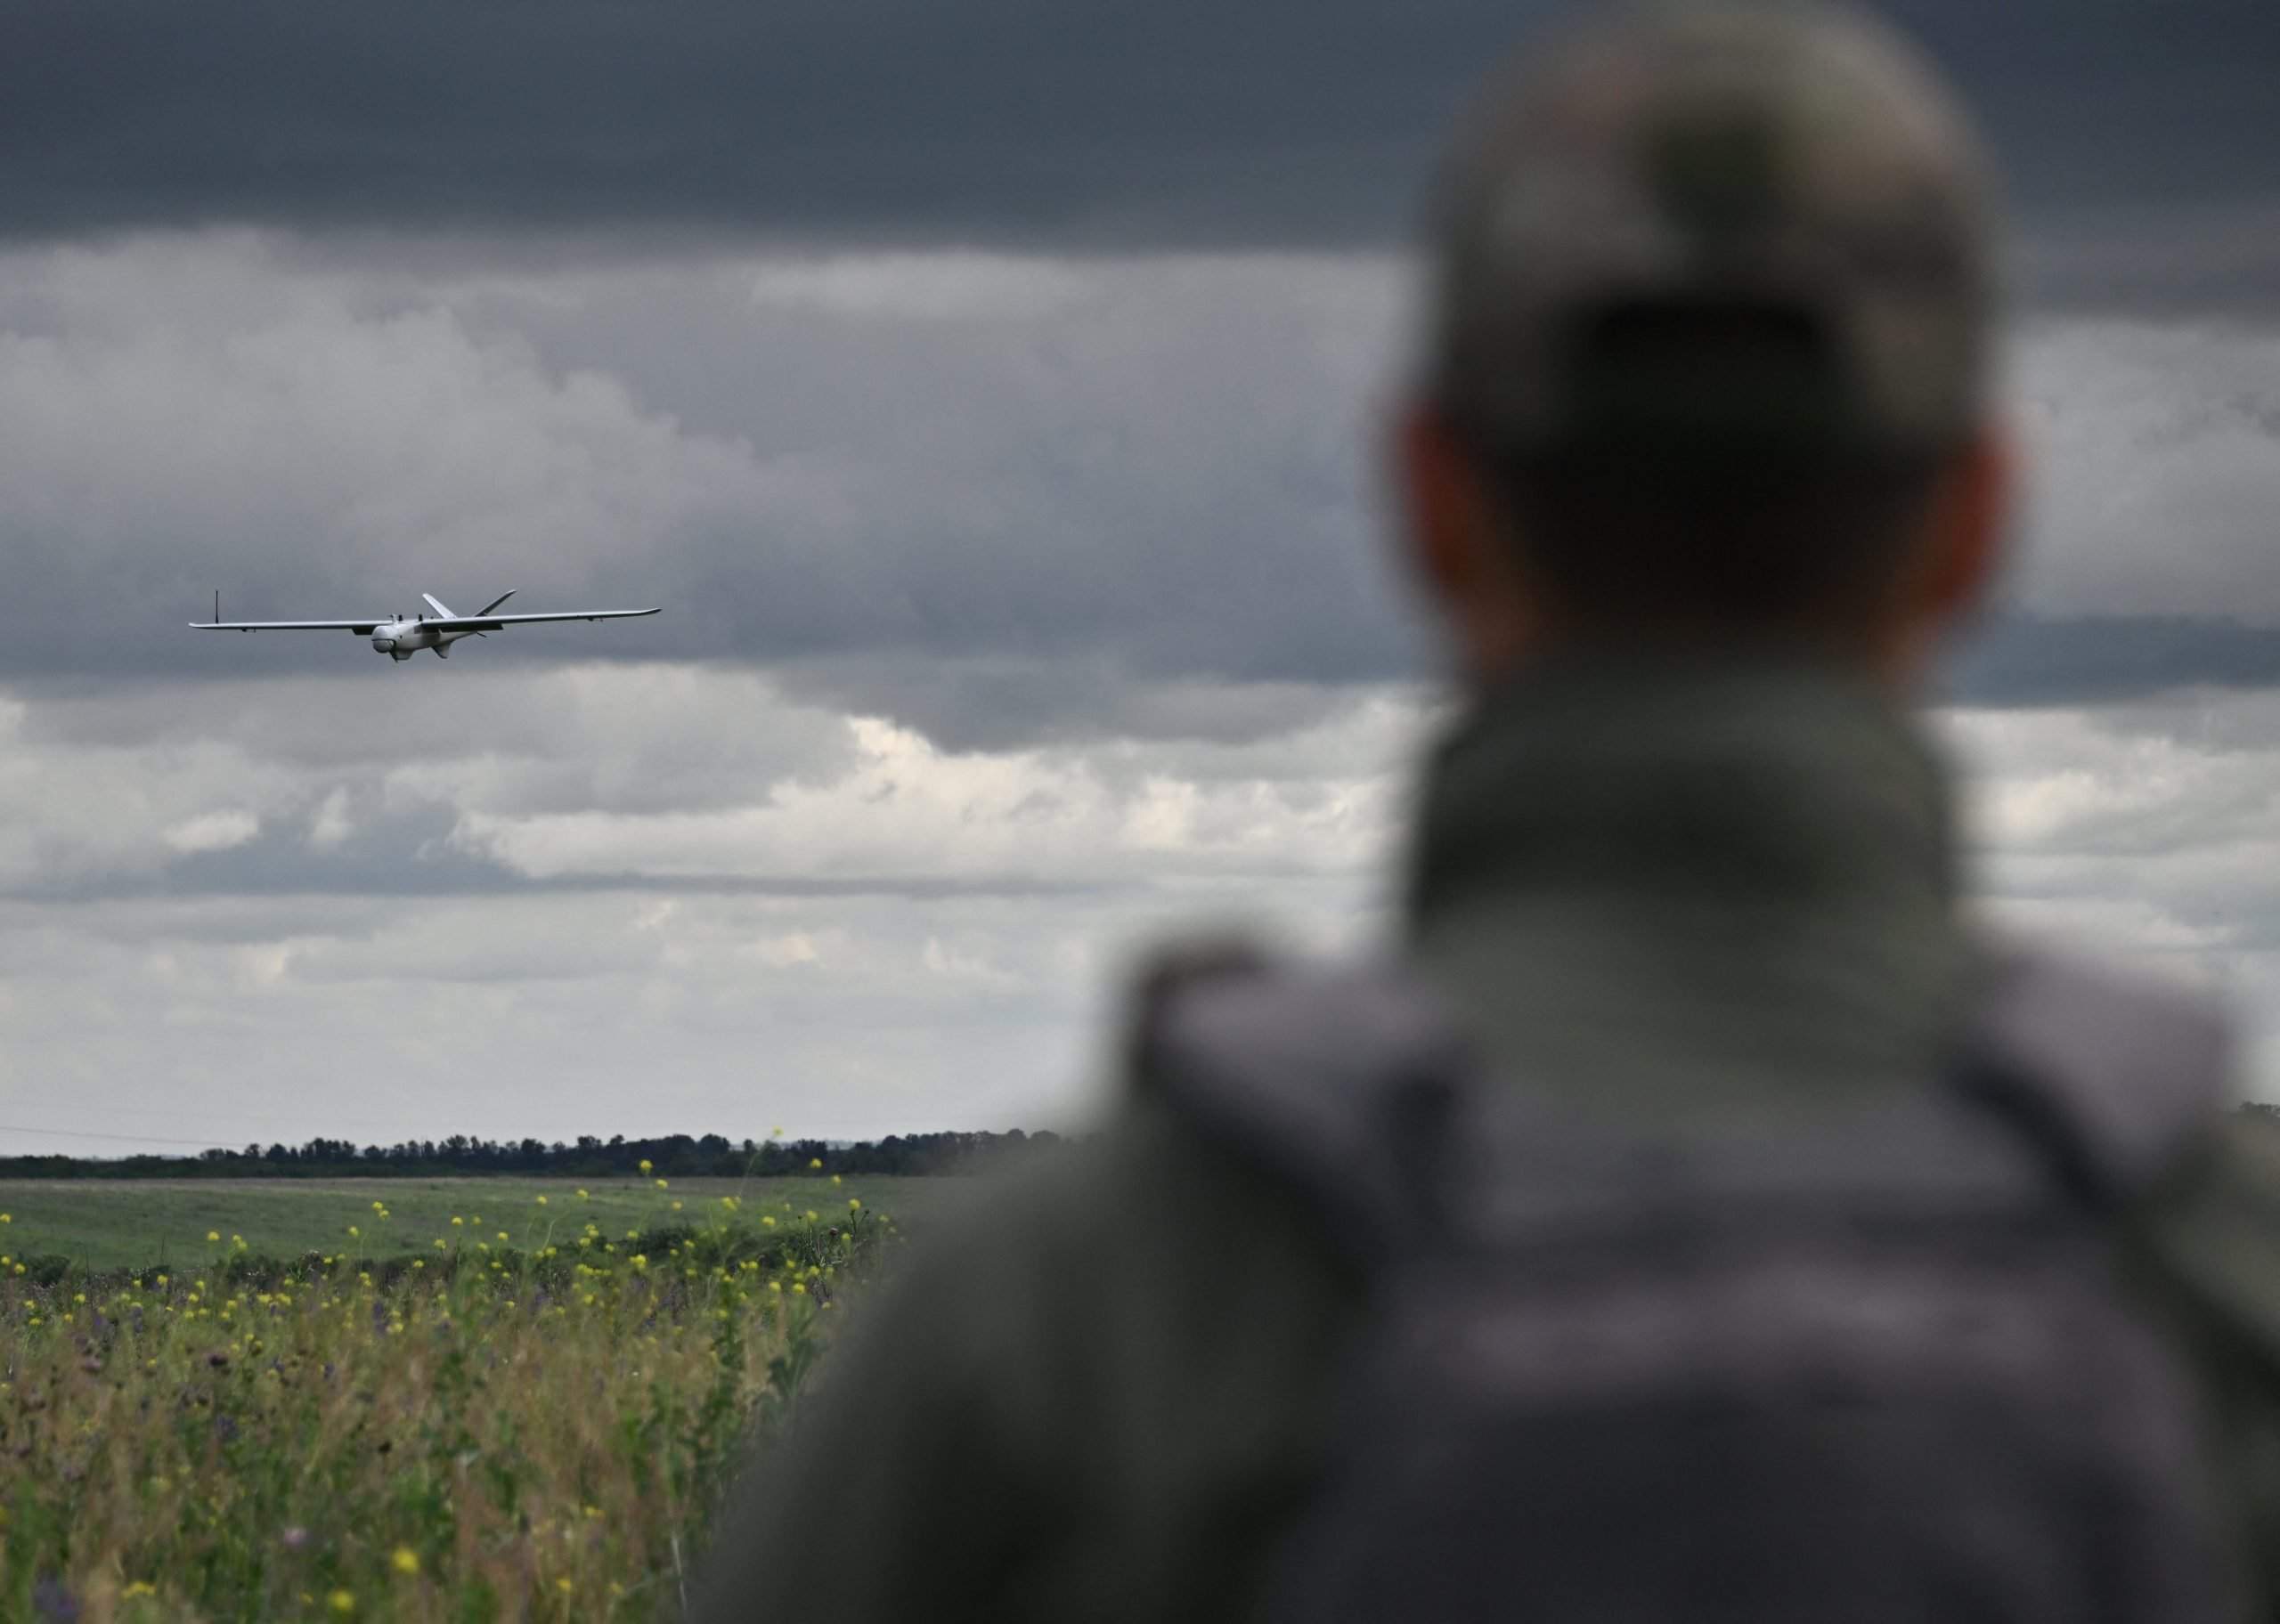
[392,1547,420,1576]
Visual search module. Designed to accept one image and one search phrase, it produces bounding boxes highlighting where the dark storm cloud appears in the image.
[4,0,2276,276]
[1950,615,2280,709]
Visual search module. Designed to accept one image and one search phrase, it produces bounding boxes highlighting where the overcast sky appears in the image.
[3,0,2277,1154]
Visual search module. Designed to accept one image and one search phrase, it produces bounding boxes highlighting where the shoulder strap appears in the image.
[1964,937,2235,1207]
[1135,946,1466,1263]
[1137,935,2235,1250]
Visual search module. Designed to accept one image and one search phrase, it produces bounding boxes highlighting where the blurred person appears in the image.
[696,4,2280,1619]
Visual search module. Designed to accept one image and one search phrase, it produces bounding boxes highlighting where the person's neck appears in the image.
[1401,651,1968,1113]
[1409,649,1953,924]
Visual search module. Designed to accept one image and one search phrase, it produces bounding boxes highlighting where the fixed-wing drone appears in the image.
[191,591,660,662]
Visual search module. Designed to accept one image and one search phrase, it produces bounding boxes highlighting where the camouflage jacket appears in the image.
[694,658,2280,1623]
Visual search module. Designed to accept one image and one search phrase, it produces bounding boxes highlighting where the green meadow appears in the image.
[0,1173,978,1620]
[0,1174,974,1274]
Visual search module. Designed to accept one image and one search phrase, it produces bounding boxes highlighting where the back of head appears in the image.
[1422,1,1999,632]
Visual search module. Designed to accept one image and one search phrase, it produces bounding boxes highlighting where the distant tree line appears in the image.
[0,1130,1061,1181]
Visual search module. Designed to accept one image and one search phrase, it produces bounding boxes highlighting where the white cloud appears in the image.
[163,809,261,855]
[307,787,354,850]
[2008,319,2280,621]
[747,252,1095,321]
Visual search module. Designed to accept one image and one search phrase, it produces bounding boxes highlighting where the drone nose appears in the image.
[372,636,396,653]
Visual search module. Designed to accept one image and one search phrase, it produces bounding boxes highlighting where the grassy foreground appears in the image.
[0,1179,908,1621]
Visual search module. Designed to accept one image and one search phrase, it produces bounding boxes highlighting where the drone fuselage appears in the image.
[370,618,471,661]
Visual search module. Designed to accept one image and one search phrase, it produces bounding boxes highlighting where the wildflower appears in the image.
[850,1198,862,1213]
[804,1210,818,1222]
[535,1194,548,1206]
[808,1157,822,1171]
[452,1216,463,1227]
[497,1232,509,1242]
[122,1582,157,1599]
[555,1579,574,1596]
[771,1125,784,1138]
[392,1547,420,1576]
[347,1225,361,1238]
[207,1231,220,1243]
[577,1188,590,1198]
[671,1201,682,1212]
[831,1174,843,1187]
[655,1178,669,1190]
[329,1589,356,1614]
[761,1215,777,1230]
[0,1214,8,1222]
[639,1158,653,1173]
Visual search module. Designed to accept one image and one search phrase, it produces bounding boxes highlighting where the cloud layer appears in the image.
[4,0,2278,1148]
[5,0,2276,280]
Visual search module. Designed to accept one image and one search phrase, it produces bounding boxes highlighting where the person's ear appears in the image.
[1917,423,2013,629]
[1876,422,2013,687]
[1391,400,1552,681]
[1393,401,1499,613]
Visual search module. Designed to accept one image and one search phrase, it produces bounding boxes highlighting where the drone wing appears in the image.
[191,618,385,633]
[419,607,662,632]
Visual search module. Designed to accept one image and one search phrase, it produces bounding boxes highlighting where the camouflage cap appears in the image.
[1427,1,1998,460]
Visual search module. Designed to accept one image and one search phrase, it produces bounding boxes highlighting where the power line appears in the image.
[0,1121,242,1151]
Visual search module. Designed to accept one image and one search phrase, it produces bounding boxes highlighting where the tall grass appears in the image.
[0,1190,892,1621]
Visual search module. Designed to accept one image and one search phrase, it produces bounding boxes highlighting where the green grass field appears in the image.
[0,1174,976,1619]
[0,1173,976,1273]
